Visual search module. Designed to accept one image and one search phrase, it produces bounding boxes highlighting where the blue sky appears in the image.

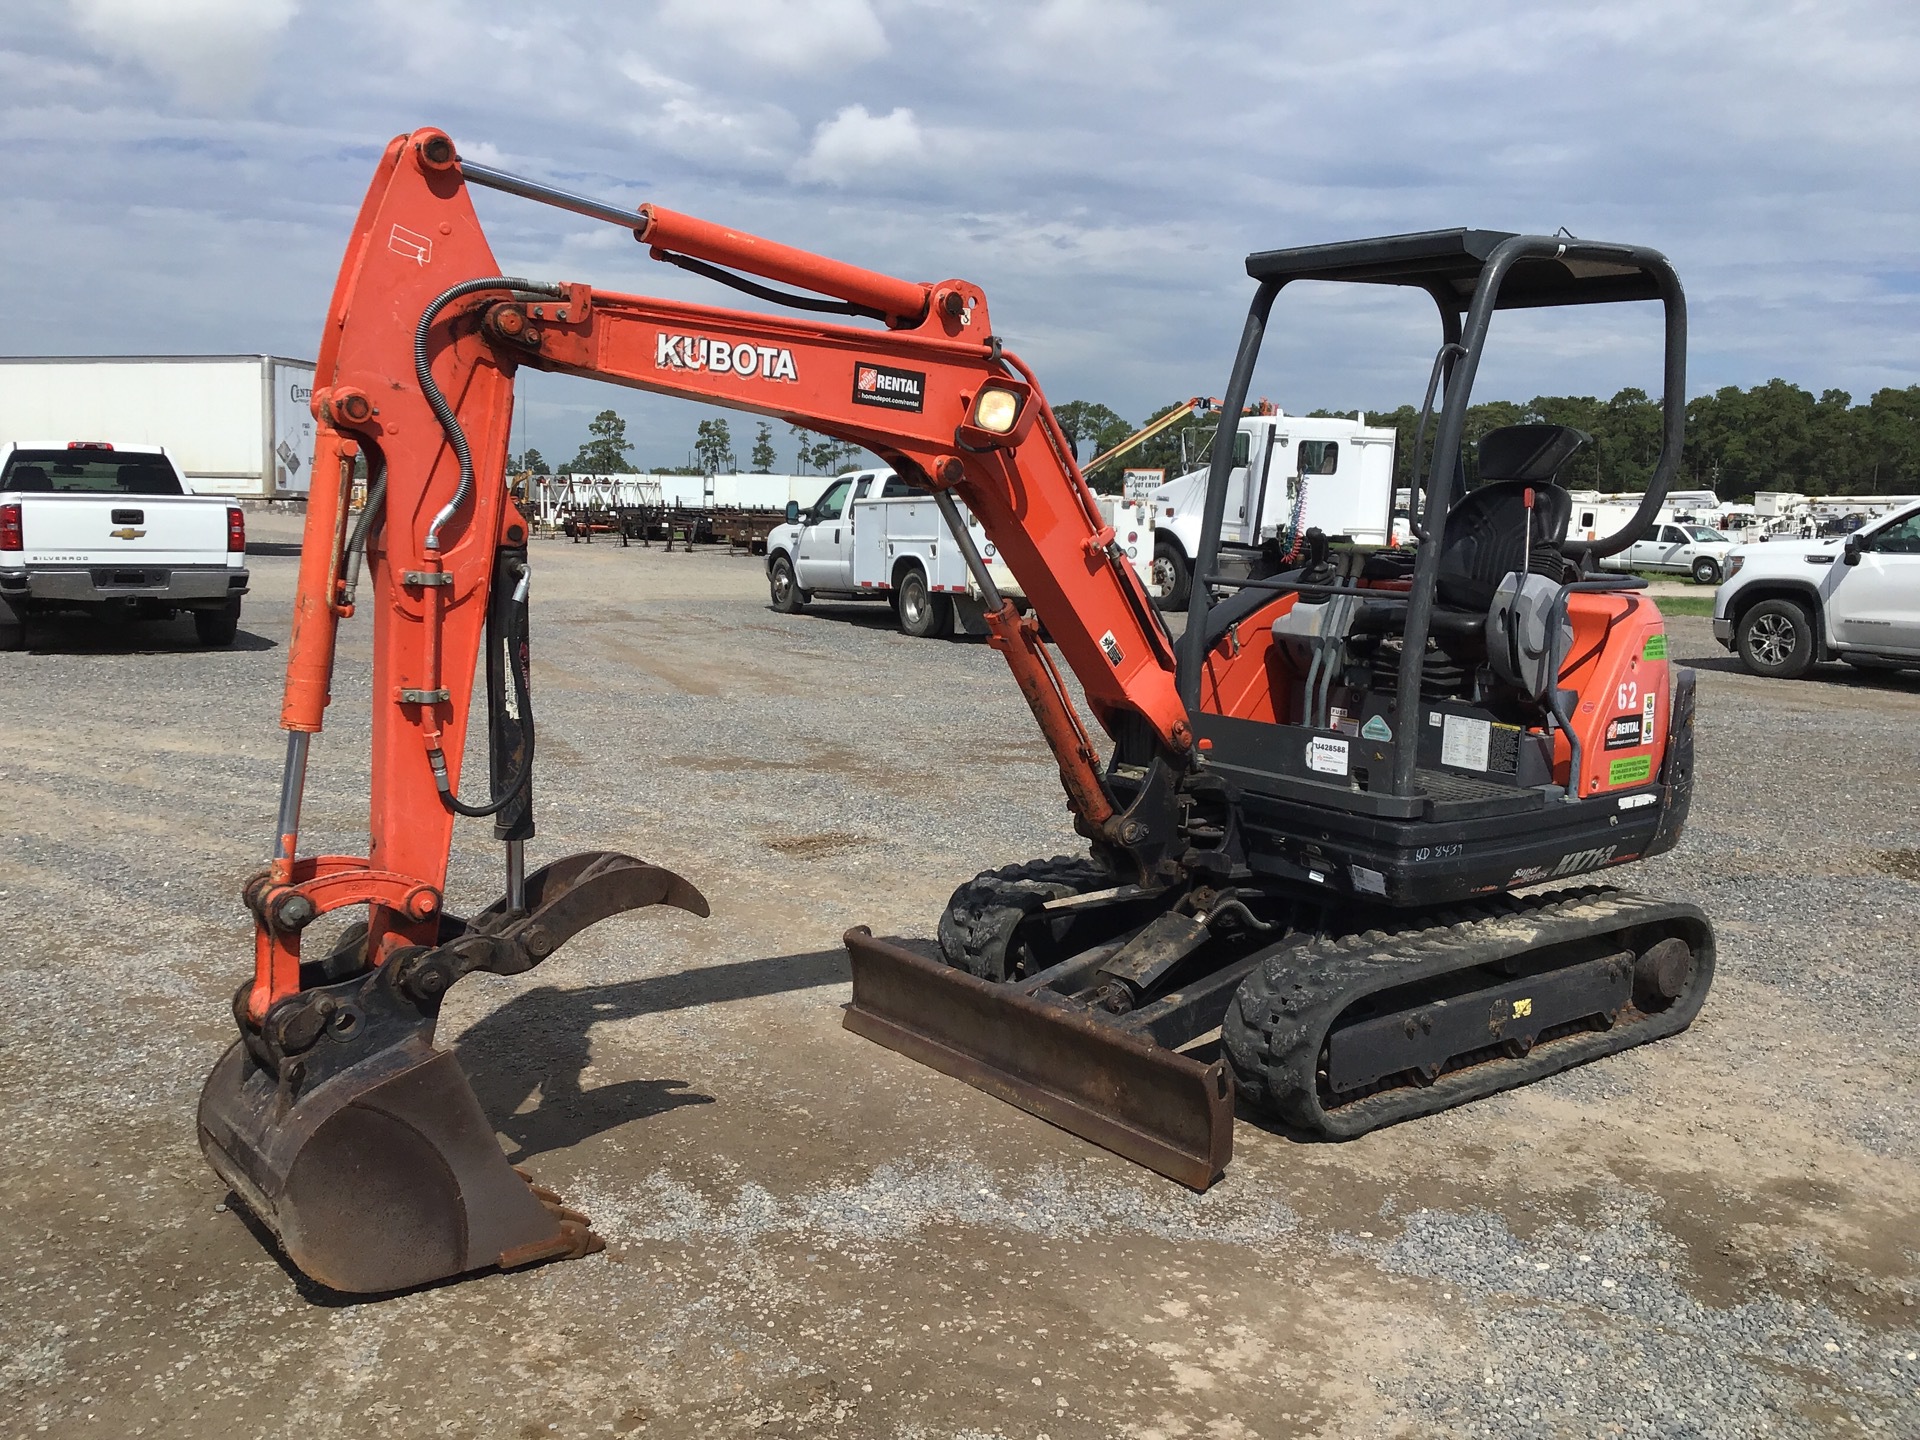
[2,0,1916,471]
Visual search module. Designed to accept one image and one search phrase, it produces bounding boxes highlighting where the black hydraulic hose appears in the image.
[654,250,890,322]
[417,275,566,553]
[341,457,386,608]
[431,560,535,818]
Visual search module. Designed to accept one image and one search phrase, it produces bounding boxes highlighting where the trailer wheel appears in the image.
[195,598,241,647]
[1691,555,1721,585]
[1152,536,1191,611]
[768,555,806,614]
[896,566,951,639]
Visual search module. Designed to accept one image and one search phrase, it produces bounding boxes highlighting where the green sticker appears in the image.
[1361,714,1393,742]
[1643,633,1669,660]
[1609,755,1653,786]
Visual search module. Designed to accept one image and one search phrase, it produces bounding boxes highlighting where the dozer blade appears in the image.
[842,928,1233,1190]
[203,850,706,1294]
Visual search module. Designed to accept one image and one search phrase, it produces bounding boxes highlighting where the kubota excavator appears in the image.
[199,128,1711,1295]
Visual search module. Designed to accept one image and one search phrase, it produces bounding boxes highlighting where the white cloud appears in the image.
[792,105,925,185]
[66,0,298,108]
[656,0,887,71]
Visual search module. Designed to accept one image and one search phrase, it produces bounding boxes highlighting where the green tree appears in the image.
[510,447,551,476]
[694,417,735,475]
[570,409,635,474]
[750,422,777,472]
[1052,400,1133,488]
[789,424,859,475]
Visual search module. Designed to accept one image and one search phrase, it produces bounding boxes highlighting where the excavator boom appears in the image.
[202,128,1199,1292]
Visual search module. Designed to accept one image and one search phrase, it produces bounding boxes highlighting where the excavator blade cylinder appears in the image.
[198,1036,588,1294]
[842,928,1233,1190]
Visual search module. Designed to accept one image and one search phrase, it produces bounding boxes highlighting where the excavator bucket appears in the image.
[199,852,707,1294]
[842,928,1235,1189]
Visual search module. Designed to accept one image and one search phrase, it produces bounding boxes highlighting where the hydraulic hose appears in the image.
[417,276,565,553]
[429,559,535,818]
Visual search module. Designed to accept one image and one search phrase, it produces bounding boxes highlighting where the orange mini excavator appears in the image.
[200,129,1711,1294]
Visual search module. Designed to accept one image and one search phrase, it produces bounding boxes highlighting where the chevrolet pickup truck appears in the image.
[0,441,250,649]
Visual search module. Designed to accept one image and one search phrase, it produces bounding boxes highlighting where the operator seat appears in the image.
[6,465,52,491]
[1433,424,1585,614]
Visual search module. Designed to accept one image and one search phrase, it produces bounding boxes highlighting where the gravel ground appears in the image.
[1,525,1916,1439]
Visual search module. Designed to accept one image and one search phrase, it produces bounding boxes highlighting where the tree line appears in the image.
[513,380,1919,500]
[1063,382,1919,501]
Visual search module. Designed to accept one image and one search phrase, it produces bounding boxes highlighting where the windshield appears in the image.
[1684,525,1728,543]
[3,448,183,496]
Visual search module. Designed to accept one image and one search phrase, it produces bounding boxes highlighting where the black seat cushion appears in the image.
[1432,425,1587,614]
[1477,423,1590,483]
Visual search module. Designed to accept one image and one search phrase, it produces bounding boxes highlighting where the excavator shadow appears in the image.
[452,945,852,1163]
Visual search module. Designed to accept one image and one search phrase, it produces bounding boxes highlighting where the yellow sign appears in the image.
[1512,998,1534,1019]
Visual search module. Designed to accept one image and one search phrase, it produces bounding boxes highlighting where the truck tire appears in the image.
[896,566,951,639]
[1691,555,1721,585]
[1736,597,1814,679]
[194,598,241,647]
[1153,536,1191,612]
[768,554,806,614]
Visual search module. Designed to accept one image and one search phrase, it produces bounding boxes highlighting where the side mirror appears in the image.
[1843,534,1864,566]
[784,500,800,524]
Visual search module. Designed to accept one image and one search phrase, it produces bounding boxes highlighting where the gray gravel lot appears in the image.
[1,530,1916,1439]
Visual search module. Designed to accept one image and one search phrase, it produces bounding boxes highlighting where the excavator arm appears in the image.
[276,127,1193,1013]
[201,128,1199,1293]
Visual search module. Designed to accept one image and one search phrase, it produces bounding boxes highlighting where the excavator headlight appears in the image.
[973,387,1022,435]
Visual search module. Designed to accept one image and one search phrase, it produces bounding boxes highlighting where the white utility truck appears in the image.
[0,441,250,648]
[1145,412,1396,608]
[763,468,1155,638]
[1712,498,1920,677]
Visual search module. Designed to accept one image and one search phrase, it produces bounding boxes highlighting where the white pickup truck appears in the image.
[1596,517,1738,584]
[1146,412,1396,608]
[0,441,250,648]
[763,468,1154,639]
[1712,498,1920,677]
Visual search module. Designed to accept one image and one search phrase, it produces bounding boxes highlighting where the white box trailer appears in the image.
[0,355,317,499]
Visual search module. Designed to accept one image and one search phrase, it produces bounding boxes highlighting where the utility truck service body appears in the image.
[0,441,250,646]
[1147,413,1396,607]
[766,468,1154,638]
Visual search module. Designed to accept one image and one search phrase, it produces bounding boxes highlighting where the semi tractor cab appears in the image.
[1147,412,1396,608]
[765,468,1154,638]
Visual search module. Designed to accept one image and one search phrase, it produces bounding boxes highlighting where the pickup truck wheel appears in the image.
[194,598,241,647]
[1691,556,1722,585]
[896,567,951,639]
[768,555,806,614]
[1737,598,1814,678]
[1152,537,1191,612]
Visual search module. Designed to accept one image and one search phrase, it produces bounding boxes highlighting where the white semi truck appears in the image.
[1145,412,1397,608]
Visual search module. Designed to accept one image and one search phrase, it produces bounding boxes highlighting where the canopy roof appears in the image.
[1244,229,1663,310]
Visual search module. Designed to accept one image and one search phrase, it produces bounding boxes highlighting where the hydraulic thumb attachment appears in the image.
[199,854,707,1295]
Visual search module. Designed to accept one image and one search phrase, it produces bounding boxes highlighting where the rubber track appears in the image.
[936,855,1114,981]
[1222,885,1715,1138]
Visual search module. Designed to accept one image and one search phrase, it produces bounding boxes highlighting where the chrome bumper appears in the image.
[0,565,248,605]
